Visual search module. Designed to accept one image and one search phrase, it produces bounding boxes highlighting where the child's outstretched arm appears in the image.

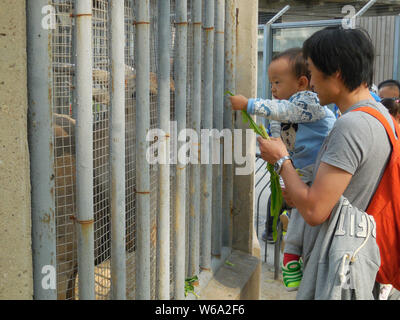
[230,92,327,123]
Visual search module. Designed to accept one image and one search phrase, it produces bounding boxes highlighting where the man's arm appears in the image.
[258,136,352,226]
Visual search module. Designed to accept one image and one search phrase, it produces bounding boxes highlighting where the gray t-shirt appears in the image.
[313,99,394,211]
[300,99,394,276]
[297,99,395,299]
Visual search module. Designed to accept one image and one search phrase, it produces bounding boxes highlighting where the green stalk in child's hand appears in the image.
[227,90,282,242]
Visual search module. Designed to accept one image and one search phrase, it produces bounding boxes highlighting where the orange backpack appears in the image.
[353,107,400,290]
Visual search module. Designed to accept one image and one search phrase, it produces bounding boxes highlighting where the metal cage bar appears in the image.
[27,0,58,300]
[135,0,151,300]
[174,0,188,300]
[211,0,224,258]
[223,0,236,249]
[110,0,126,300]
[200,0,214,272]
[188,0,202,279]
[156,0,171,300]
[75,0,95,300]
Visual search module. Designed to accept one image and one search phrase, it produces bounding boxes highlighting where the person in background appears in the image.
[378,79,400,99]
[381,98,400,125]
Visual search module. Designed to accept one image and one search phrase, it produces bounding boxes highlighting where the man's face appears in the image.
[307,58,339,106]
[379,85,400,99]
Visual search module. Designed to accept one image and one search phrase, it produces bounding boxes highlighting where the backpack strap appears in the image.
[352,106,399,147]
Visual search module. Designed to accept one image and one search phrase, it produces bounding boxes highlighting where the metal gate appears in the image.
[258,10,400,101]
[28,0,236,300]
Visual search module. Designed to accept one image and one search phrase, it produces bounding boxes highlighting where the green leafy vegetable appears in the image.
[226,90,282,242]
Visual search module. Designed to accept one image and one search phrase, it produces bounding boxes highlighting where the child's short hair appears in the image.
[272,47,311,82]
[381,98,400,117]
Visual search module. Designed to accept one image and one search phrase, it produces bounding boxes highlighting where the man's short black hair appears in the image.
[272,47,311,81]
[378,79,400,92]
[303,27,375,92]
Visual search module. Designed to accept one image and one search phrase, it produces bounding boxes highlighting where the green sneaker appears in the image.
[282,260,302,292]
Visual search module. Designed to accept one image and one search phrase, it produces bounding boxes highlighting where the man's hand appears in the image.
[257,136,289,164]
[229,95,248,111]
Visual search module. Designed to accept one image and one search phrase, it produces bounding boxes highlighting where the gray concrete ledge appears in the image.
[199,250,261,300]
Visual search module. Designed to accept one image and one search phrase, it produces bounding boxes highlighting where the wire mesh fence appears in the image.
[38,0,232,300]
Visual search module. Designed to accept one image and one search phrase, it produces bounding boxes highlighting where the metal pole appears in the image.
[262,5,290,100]
[394,15,400,81]
[75,0,95,300]
[110,0,126,300]
[271,19,343,29]
[223,0,236,248]
[135,0,151,300]
[174,0,187,300]
[354,0,377,18]
[200,0,214,272]
[27,0,57,300]
[263,24,272,100]
[352,0,377,29]
[266,5,290,25]
[212,0,224,258]
[157,0,171,300]
[188,0,202,278]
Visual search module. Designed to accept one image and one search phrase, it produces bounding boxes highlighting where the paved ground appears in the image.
[254,155,296,300]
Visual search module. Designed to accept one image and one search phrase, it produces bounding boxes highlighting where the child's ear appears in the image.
[298,76,309,90]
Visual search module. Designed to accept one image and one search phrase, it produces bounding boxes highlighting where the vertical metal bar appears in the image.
[135,0,151,300]
[27,0,57,300]
[110,0,126,300]
[263,24,272,100]
[394,15,400,81]
[75,0,95,300]
[212,0,224,258]
[223,0,236,248]
[188,0,202,278]
[157,0,171,300]
[200,0,214,272]
[174,0,187,300]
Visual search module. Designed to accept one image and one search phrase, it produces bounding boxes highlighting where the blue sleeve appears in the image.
[246,92,326,123]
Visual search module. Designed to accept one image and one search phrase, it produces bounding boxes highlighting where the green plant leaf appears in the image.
[225,260,235,267]
[226,90,282,241]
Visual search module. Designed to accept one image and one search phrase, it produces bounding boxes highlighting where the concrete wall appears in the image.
[232,0,259,256]
[0,0,33,299]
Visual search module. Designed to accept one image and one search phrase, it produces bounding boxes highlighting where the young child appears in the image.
[230,47,336,291]
[381,98,400,125]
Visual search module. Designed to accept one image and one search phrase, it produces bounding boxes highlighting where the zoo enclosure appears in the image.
[28,0,237,300]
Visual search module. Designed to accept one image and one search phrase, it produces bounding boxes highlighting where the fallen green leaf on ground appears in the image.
[184,275,200,298]
[225,260,235,267]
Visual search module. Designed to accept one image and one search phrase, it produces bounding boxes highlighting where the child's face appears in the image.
[268,57,302,100]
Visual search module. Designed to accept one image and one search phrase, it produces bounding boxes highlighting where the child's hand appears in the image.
[229,95,248,111]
